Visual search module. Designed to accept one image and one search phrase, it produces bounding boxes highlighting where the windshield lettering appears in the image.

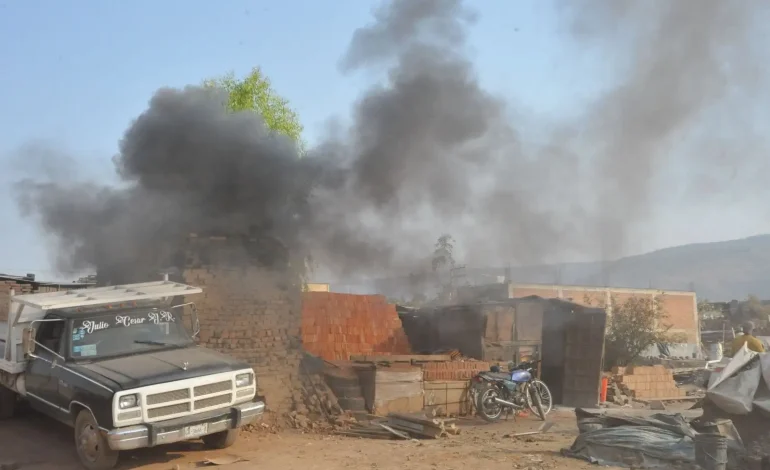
[115,315,146,327]
[81,320,109,334]
[148,310,175,324]
[76,309,176,333]
[70,308,192,360]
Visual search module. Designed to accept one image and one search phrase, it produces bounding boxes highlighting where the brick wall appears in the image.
[509,284,699,344]
[301,292,411,361]
[0,281,70,322]
[182,236,304,413]
[659,294,698,339]
[423,361,491,381]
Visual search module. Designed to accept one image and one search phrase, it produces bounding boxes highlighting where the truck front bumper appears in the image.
[106,400,265,451]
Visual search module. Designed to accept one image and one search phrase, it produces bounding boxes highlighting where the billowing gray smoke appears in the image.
[561,0,768,260]
[305,0,568,275]
[13,0,770,285]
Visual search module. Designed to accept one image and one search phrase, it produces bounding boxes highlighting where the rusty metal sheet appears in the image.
[562,310,607,408]
[515,300,544,342]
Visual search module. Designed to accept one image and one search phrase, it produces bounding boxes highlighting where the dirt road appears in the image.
[0,407,620,470]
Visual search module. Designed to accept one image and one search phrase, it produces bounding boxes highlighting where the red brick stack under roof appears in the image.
[301,292,411,361]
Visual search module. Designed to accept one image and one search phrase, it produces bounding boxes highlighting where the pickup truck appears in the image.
[0,280,265,470]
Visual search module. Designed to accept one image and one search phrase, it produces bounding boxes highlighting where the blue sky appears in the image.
[0,0,767,280]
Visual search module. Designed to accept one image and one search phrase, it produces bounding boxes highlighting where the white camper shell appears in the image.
[0,280,202,375]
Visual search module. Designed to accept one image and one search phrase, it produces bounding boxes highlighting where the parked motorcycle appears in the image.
[470,359,553,422]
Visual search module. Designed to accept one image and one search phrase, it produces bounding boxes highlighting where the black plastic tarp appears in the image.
[563,409,742,468]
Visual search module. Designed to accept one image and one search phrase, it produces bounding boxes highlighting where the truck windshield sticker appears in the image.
[75,310,177,335]
[73,344,98,357]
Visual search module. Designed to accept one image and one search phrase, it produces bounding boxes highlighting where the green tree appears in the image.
[432,234,456,272]
[741,295,770,321]
[203,67,305,150]
[604,295,685,367]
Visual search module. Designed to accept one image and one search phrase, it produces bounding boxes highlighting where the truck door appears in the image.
[25,318,69,420]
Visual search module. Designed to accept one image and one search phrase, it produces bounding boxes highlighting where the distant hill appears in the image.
[333,235,770,301]
[463,235,770,302]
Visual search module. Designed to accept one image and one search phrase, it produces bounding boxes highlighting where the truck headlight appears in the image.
[119,394,138,409]
[235,373,253,388]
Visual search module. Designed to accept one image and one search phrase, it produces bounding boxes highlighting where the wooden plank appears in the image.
[634,395,702,404]
[336,431,394,440]
[387,417,445,438]
[388,412,457,426]
[509,422,554,437]
[377,423,411,440]
[350,354,452,363]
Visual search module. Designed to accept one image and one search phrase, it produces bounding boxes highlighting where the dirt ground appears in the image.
[0,407,624,470]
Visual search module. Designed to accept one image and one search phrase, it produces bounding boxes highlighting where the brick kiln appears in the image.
[182,234,332,416]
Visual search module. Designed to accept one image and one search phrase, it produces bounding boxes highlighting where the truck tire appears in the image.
[202,429,239,449]
[74,410,119,470]
[0,386,16,419]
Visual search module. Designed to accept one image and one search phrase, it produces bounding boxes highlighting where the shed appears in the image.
[399,297,608,408]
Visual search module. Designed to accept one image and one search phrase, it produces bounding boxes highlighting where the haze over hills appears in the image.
[337,235,770,302]
[465,234,770,302]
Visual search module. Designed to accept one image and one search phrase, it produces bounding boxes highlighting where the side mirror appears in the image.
[190,304,200,339]
[171,302,201,339]
[22,327,36,356]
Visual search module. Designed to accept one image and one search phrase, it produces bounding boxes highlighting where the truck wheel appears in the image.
[202,429,239,449]
[0,387,16,419]
[74,410,119,470]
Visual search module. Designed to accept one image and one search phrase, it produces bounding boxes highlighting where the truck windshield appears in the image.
[69,307,193,360]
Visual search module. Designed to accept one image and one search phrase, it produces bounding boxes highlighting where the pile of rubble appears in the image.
[269,354,347,431]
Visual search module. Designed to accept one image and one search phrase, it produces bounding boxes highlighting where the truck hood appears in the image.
[70,347,250,390]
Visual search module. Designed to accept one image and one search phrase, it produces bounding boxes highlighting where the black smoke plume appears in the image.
[13,0,770,287]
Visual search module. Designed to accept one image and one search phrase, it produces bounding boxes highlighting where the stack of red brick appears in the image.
[613,365,686,400]
[301,292,411,361]
[423,361,491,381]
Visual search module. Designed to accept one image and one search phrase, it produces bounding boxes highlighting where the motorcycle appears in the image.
[470,359,553,422]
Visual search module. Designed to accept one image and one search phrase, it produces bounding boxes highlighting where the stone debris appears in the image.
[606,377,631,406]
[284,369,349,430]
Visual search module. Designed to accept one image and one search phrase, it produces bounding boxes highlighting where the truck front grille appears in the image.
[141,377,235,422]
[194,394,232,410]
[117,410,142,421]
[194,381,231,396]
[148,402,191,419]
[147,389,191,405]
